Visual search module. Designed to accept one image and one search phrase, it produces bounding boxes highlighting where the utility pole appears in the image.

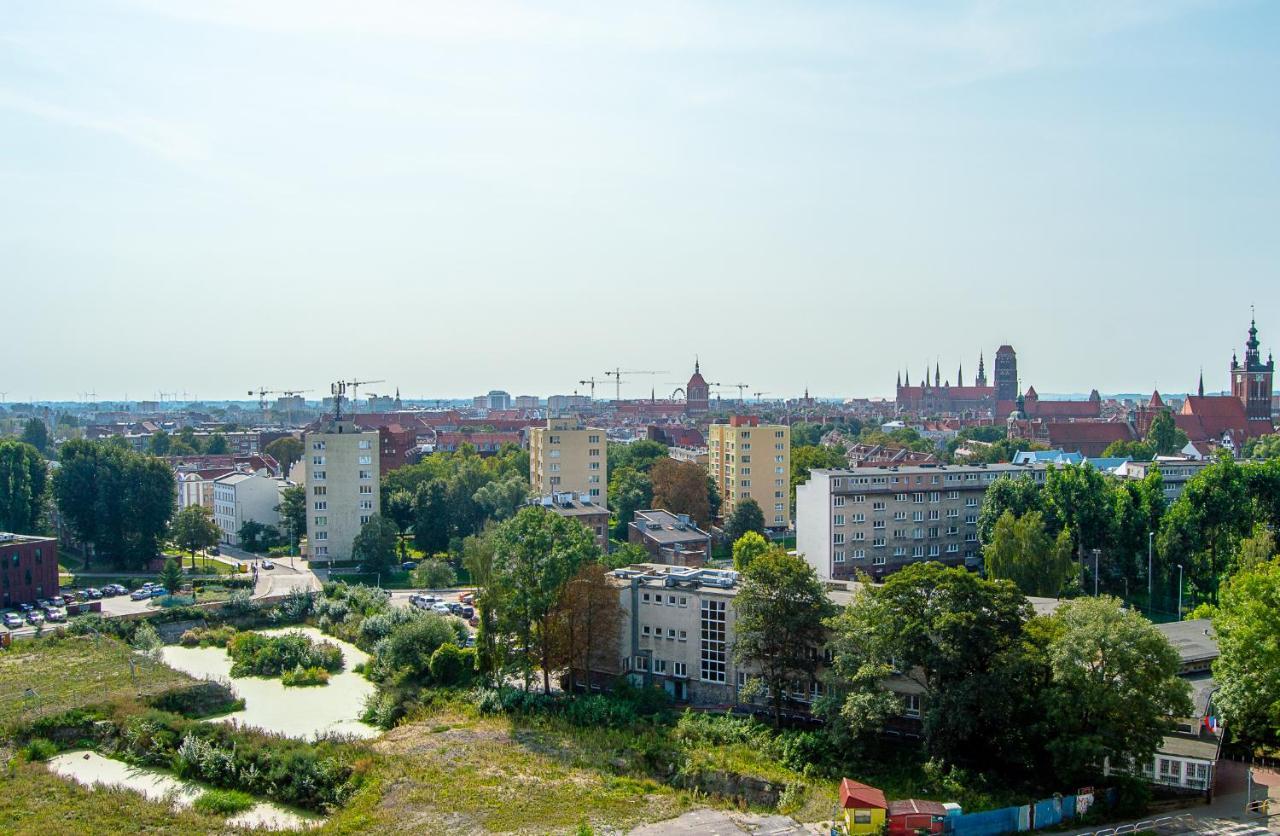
[1147,531,1154,611]
[1093,548,1101,596]
[1176,564,1184,621]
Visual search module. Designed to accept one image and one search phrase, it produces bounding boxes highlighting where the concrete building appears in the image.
[514,395,540,411]
[487,390,513,411]
[531,492,610,550]
[303,419,380,564]
[211,470,283,546]
[1117,458,1215,503]
[628,509,712,566]
[529,417,607,504]
[667,446,709,467]
[796,463,1051,582]
[547,394,592,414]
[707,416,791,529]
[0,533,59,607]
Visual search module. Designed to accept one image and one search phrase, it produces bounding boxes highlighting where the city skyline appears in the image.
[4,1,1279,400]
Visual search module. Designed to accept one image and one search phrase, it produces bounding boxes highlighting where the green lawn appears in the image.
[0,636,197,732]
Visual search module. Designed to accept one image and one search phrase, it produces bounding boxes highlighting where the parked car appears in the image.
[26,611,44,626]
[464,635,477,648]
[459,592,475,604]
[151,587,168,597]
[43,607,65,623]
[446,602,464,616]
[401,561,418,571]
[460,605,474,619]
[468,615,479,628]
[37,598,52,610]
[50,595,66,608]
[4,613,23,629]
[431,602,451,616]
[86,588,103,599]
[130,588,152,601]
[18,603,33,613]
[260,560,274,570]
[209,545,219,555]
[101,584,125,597]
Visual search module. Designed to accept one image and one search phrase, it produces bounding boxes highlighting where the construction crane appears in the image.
[604,368,669,402]
[753,391,770,403]
[727,383,750,406]
[248,387,283,424]
[345,379,385,412]
[278,389,312,426]
[578,377,604,400]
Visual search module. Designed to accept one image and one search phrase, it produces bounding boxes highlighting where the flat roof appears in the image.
[1158,734,1220,761]
[0,533,56,546]
[1155,619,1219,664]
[810,462,1049,478]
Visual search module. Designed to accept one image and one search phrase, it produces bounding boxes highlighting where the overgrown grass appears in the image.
[0,635,197,732]
[192,788,256,815]
[282,665,331,687]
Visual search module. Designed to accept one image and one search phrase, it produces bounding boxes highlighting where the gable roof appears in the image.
[839,778,887,811]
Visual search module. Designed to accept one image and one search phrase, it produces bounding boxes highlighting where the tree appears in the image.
[1111,470,1166,592]
[383,489,414,559]
[976,474,1050,546]
[175,426,200,454]
[602,541,647,570]
[1146,410,1189,457]
[204,433,229,454]
[412,479,450,554]
[412,559,458,589]
[1042,597,1191,785]
[148,430,172,456]
[472,475,528,523]
[1043,464,1115,563]
[1244,434,1280,460]
[983,510,1075,597]
[20,418,49,456]
[490,506,599,693]
[649,459,711,527]
[277,484,306,552]
[462,530,500,682]
[170,505,221,567]
[550,562,624,693]
[607,440,668,478]
[724,497,766,543]
[265,437,304,474]
[159,557,184,595]
[238,520,280,554]
[608,467,652,540]
[791,445,847,502]
[733,550,835,725]
[1234,525,1277,574]
[1212,557,1280,745]
[352,515,400,572]
[706,474,722,520]
[1102,439,1156,461]
[0,439,47,533]
[1158,454,1251,602]
[731,530,771,572]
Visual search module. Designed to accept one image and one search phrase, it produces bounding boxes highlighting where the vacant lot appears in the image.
[0,636,196,730]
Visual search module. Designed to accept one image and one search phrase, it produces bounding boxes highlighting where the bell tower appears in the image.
[1232,311,1274,422]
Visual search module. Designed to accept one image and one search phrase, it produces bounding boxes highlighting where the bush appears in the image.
[179,625,238,648]
[411,559,457,589]
[370,613,459,682]
[361,690,403,729]
[21,738,60,762]
[428,643,475,686]
[146,681,243,717]
[221,590,258,617]
[282,665,331,687]
[226,631,344,678]
[193,788,256,815]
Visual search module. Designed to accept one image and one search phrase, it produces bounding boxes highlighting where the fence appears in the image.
[948,790,1109,835]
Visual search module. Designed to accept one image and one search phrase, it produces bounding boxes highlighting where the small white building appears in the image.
[212,470,282,545]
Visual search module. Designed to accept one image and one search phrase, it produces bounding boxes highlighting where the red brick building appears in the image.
[0,533,59,607]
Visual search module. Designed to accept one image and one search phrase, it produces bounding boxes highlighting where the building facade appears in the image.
[212,471,284,546]
[0,533,59,607]
[303,420,380,564]
[796,463,1050,582]
[628,509,712,566]
[1232,315,1275,422]
[529,417,607,504]
[685,360,710,416]
[531,493,610,550]
[707,416,791,529]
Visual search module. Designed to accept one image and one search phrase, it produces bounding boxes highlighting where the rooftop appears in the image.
[630,509,710,544]
[1155,619,1219,666]
[0,532,56,546]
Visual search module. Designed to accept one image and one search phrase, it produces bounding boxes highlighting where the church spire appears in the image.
[958,362,964,387]
[1198,369,1204,398]
[935,364,941,388]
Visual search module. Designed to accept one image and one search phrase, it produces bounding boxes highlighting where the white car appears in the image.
[130,588,152,601]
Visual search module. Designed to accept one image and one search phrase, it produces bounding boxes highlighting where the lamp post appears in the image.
[1093,549,1101,596]
[1176,563,1184,621]
[1147,531,1154,610]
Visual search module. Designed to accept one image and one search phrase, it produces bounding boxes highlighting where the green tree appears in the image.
[731,530,771,572]
[706,474,722,520]
[1234,524,1277,574]
[650,458,711,528]
[462,530,500,681]
[472,475,528,523]
[1111,470,1166,592]
[1043,596,1191,785]
[148,430,172,456]
[412,479,450,554]
[1146,409,1189,456]
[170,505,221,567]
[411,558,458,589]
[1043,464,1115,564]
[277,484,306,552]
[1158,454,1251,602]
[724,497,766,543]
[602,541,647,570]
[983,510,1075,597]
[264,436,304,474]
[549,561,624,692]
[1212,557,1280,744]
[491,506,599,693]
[1244,434,1280,460]
[608,467,652,540]
[733,550,835,725]
[159,557,184,594]
[0,439,47,533]
[383,489,414,559]
[175,426,200,454]
[1102,439,1156,460]
[976,474,1050,546]
[791,444,847,502]
[237,520,280,554]
[352,515,400,572]
[607,440,668,478]
[20,418,49,456]
[204,433,229,454]
[429,643,475,686]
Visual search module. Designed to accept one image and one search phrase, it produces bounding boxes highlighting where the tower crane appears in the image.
[727,383,750,406]
[345,379,385,412]
[578,377,604,400]
[604,368,669,402]
[248,388,282,423]
[753,391,770,403]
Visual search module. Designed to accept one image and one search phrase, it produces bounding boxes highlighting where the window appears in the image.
[358,439,372,449]
[834,550,846,563]
[854,812,872,825]
[360,515,371,525]
[852,549,866,559]
[653,658,667,674]
[313,501,327,511]
[314,516,327,526]
[678,630,687,641]
[312,441,326,451]
[873,555,886,566]
[673,662,687,678]
[700,599,727,683]
[358,455,372,465]
[634,655,649,672]
[902,693,921,718]
[833,533,845,545]
[642,625,651,636]
[312,471,326,480]
[313,486,326,496]
[358,470,372,480]
[312,455,325,465]
[315,531,328,541]
[642,592,651,604]
[359,485,373,495]
[833,495,846,508]
[360,500,373,510]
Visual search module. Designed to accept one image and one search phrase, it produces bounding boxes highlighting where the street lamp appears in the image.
[1092,549,1101,596]
[1147,531,1154,609]
[1176,563,1184,621]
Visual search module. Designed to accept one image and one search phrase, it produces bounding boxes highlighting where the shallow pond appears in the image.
[48,750,321,830]
[160,626,378,740]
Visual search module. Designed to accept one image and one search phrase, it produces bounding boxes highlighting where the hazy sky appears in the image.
[3,1,1277,403]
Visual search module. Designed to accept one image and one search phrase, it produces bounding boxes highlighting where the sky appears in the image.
[2,0,1278,403]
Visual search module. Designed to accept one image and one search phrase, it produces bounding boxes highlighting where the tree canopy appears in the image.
[20,418,49,456]
[0,439,47,533]
[649,458,711,528]
[983,510,1075,597]
[1212,556,1280,745]
[731,530,771,572]
[170,505,221,565]
[724,497,766,543]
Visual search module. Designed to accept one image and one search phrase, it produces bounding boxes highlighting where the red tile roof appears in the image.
[889,799,948,817]
[839,779,888,811]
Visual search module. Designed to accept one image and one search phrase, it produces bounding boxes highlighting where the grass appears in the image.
[0,635,197,731]
[192,788,256,815]
[282,666,331,687]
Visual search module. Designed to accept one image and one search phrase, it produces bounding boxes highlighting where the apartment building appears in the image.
[303,419,380,564]
[0,533,59,607]
[1117,458,1214,503]
[211,470,284,546]
[706,416,791,529]
[531,492,610,550]
[628,509,712,567]
[529,417,607,504]
[795,463,1050,582]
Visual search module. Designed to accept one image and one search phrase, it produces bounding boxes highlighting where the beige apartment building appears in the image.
[303,419,380,564]
[529,417,607,505]
[706,416,790,529]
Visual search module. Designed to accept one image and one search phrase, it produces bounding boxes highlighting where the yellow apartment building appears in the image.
[707,416,790,529]
[529,417,607,505]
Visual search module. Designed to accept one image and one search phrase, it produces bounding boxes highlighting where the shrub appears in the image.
[21,738,59,761]
[411,559,457,589]
[371,614,458,682]
[428,643,474,686]
[226,631,344,678]
[282,665,331,687]
[193,788,256,815]
[179,625,238,647]
[221,590,258,617]
[360,690,403,729]
[146,681,243,717]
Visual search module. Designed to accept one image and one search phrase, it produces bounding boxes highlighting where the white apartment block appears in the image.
[211,471,284,545]
[303,420,380,564]
[796,463,1050,582]
[529,417,607,505]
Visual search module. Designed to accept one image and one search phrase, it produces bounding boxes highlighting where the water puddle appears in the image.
[48,750,321,830]
[160,626,377,740]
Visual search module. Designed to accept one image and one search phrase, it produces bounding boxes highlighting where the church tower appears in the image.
[1232,313,1274,422]
[685,358,710,416]
[976,352,987,387]
[994,345,1018,402]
